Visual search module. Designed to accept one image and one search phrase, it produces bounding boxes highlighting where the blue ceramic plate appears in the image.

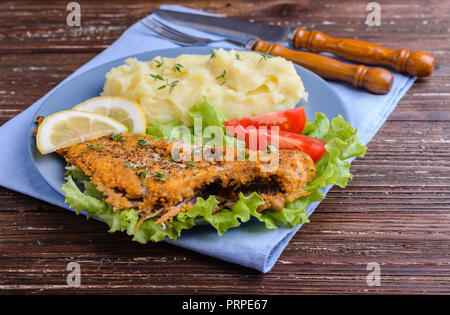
[29,46,350,196]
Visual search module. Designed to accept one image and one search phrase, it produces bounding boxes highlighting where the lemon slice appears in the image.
[73,96,146,135]
[36,110,127,154]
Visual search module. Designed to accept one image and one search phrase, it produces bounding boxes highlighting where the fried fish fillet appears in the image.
[57,134,316,225]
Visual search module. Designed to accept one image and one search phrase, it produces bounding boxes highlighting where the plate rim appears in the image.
[28,45,350,196]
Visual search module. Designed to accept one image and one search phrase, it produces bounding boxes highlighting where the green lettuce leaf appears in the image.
[62,101,366,242]
[61,174,197,242]
[146,120,183,141]
[61,171,265,243]
[189,96,227,129]
[303,113,367,191]
[147,97,245,149]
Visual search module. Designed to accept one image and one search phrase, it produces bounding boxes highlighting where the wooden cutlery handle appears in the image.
[253,40,393,95]
[293,28,435,77]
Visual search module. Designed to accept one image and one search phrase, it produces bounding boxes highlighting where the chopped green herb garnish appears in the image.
[138,169,150,179]
[169,80,179,92]
[259,46,273,63]
[216,70,226,80]
[210,49,217,59]
[154,172,166,181]
[154,56,165,68]
[158,79,179,93]
[110,132,124,142]
[87,140,107,151]
[137,138,148,146]
[235,52,241,60]
[173,63,184,72]
[150,73,165,81]
[124,161,140,170]
[266,144,279,154]
[216,70,226,85]
[187,161,197,167]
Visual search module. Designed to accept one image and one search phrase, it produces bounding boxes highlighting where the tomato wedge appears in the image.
[273,131,326,162]
[225,107,306,134]
[229,125,326,162]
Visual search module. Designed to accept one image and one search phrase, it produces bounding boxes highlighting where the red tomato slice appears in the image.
[274,131,326,162]
[228,125,326,162]
[225,107,306,134]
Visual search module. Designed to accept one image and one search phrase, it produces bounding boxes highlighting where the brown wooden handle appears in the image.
[253,40,393,95]
[293,28,435,77]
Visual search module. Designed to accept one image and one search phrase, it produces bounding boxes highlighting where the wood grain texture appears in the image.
[293,28,435,77]
[0,0,449,294]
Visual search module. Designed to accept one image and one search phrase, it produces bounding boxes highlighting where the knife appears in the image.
[154,8,435,77]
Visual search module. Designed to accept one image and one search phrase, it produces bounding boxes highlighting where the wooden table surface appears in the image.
[0,0,449,294]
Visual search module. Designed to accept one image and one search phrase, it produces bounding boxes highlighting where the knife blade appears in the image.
[153,8,297,43]
[153,8,434,77]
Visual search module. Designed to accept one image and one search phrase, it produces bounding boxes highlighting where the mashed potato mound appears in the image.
[102,49,307,124]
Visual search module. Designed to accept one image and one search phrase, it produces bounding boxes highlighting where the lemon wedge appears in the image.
[36,110,127,154]
[73,96,146,135]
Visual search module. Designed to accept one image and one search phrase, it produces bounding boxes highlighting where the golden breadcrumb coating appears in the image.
[57,134,316,224]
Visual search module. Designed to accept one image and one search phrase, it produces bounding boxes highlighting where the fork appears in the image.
[141,17,257,49]
[141,17,393,94]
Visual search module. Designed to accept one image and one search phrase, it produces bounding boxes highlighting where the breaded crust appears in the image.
[57,134,316,224]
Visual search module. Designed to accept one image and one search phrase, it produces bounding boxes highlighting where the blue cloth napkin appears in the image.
[0,5,415,273]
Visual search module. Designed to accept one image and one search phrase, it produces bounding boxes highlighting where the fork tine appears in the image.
[140,19,194,45]
[145,18,207,45]
[146,20,198,44]
[141,17,212,46]
[150,18,211,44]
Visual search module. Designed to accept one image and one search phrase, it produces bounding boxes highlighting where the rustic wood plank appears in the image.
[0,52,97,124]
[0,0,449,54]
[0,0,448,294]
